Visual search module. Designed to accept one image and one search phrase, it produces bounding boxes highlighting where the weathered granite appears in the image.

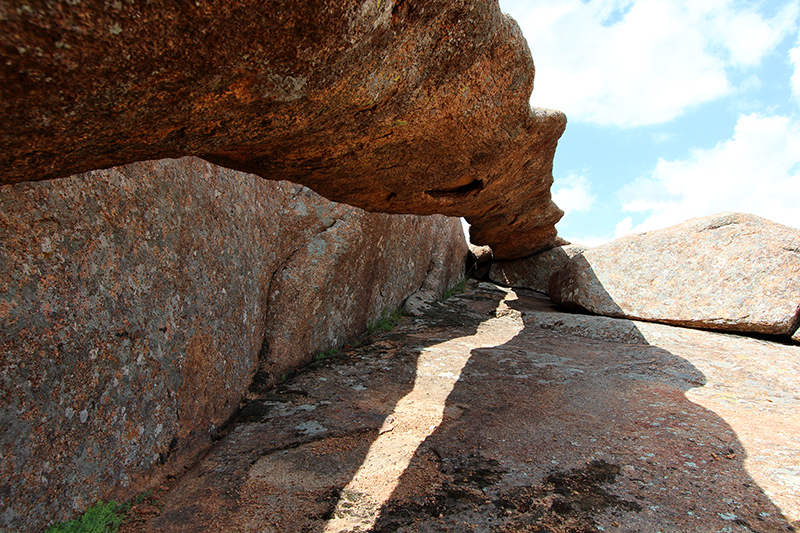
[259,205,467,382]
[490,243,587,293]
[549,213,800,337]
[466,243,493,279]
[0,157,466,532]
[0,0,565,259]
[120,281,800,533]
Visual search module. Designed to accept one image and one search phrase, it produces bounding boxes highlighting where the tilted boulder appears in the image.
[549,213,800,339]
[0,157,466,532]
[0,0,565,259]
[490,242,587,293]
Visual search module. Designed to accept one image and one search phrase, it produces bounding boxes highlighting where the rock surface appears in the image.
[490,243,587,293]
[467,243,493,279]
[549,213,800,338]
[0,157,466,532]
[0,0,565,259]
[115,281,800,533]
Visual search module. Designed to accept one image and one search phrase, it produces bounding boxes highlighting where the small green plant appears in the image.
[45,489,160,533]
[45,501,124,533]
[131,489,152,506]
[367,307,404,334]
[441,279,466,301]
[314,347,339,362]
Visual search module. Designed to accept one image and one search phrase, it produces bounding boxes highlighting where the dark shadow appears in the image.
[143,290,506,533]
[142,278,799,533]
[373,282,799,533]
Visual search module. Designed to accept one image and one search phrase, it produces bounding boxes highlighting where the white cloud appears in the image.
[551,173,595,215]
[503,0,798,127]
[552,223,616,247]
[614,216,634,238]
[565,234,615,247]
[790,29,800,105]
[651,132,676,144]
[617,113,800,233]
[551,174,610,246]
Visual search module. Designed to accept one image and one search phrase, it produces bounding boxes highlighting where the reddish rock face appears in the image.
[0,0,565,259]
[0,157,466,532]
[549,213,800,339]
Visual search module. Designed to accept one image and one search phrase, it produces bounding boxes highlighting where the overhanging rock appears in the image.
[0,0,565,259]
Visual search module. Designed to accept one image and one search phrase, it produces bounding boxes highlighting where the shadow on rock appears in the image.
[134,281,799,533]
[372,285,798,533]
[141,290,504,533]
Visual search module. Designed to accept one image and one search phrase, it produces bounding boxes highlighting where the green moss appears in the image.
[45,501,124,533]
[367,307,404,334]
[314,347,339,362]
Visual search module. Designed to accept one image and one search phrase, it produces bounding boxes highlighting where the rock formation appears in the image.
[549,213,800,340]
[0,0,566,259]
[108,281,800,533]
[0,157,466,532]
[465,243,493,279]
[490,242,587,293]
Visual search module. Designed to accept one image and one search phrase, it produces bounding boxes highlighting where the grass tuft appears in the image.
[441,279,466,301]
[367,307,404,334]
[45,501,124,533]
[314,348,339,362]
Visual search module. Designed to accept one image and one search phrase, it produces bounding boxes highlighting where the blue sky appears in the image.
[499,0,800,245]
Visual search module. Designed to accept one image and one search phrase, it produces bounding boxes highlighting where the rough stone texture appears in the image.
[119,281,800,533]
[466,243,493,279]
[469,244,494,265]
[549,213,800,337]
[490,243,587,293]
[0,0,566,259]
[0,157,466,532]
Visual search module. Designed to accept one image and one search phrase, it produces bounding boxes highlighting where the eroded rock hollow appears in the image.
[0,0,566,259]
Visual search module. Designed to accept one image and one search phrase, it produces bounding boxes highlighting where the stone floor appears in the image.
[121,280,800,533]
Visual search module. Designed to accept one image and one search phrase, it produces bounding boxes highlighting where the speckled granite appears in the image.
[549,213,800,339]
[0,157,466,532]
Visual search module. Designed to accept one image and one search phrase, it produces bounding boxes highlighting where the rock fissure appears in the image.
[426,178,484,198]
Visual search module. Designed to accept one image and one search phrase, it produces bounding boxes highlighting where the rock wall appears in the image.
[0,157,467,532]
[0,0,566,259]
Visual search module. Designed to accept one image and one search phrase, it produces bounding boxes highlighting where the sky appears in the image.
[499,0,800,245]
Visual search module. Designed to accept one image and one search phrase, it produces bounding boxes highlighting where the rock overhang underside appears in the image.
[0,0,567,260]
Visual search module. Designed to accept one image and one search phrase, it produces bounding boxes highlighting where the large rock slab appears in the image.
[126,281,800,532]
[490,242,587,293]
[0,0,566,259]
[0,157,466,532]
[549,213,800,338]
